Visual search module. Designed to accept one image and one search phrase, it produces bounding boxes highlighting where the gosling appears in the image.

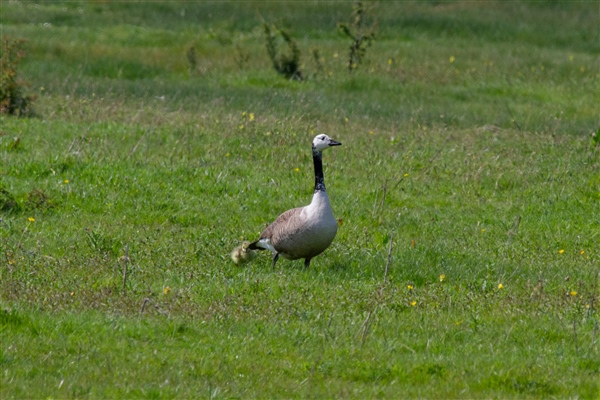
[230,240,257,265]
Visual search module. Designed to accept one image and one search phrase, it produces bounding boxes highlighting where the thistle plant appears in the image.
[0,37,36,116]
[338,1,377,73]
[263,23,303,81]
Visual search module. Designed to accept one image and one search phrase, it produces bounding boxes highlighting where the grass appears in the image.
[1,1,599,398]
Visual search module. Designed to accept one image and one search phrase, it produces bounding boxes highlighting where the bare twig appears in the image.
[371,187,379,218]
[505,103,522,132]
[129,128,153,158]
[122,243,129,293]
[140,298,150,314]
[372,179,388,218]
[67,124,92,154]
[378,179,388,213]
[573,319,579,354]
[506,214,521,247]
[361,309,374,345]
[384,229,394,283]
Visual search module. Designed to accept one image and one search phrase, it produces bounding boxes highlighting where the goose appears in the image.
[230,240,257,265]
[248,134,342,270]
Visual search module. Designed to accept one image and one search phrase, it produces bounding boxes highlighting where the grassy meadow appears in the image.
[1,1,599,398]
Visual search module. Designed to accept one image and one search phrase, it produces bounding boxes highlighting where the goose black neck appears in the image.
[312,147,326,193]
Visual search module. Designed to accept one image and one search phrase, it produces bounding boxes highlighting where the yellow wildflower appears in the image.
[410,301,417,307]
[403,173,409,177]
[294,168,300,172]
[28,217,35,222]
[449,56,456,63]
[559,249,565,254]
[407,285,413,290]
[163,286,171,295]
[498,283,504,289]
[580,250,585,255]
[439,274,446,282]
[249,113,255,122]
[64,179,69,184]
[569,290,577,297]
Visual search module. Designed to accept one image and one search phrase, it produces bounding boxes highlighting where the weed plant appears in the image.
[338,1,377,73]
[1,1,599,398]
[0,37,36,116]
[263,23,303,81]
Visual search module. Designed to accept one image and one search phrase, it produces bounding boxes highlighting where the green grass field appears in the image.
[1,1,599,398]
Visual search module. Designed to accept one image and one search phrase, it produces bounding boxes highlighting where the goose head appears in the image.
[312,134,342,152]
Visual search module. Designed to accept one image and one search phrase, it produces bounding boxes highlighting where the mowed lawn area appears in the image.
[1,1,599,398]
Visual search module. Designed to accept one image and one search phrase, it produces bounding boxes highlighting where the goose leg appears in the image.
[304,258,311,270]
[271,253,279,271]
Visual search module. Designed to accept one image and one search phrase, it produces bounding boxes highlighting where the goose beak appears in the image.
[328,139,342,147]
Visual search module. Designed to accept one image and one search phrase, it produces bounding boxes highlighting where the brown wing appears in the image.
[259,207,304,240]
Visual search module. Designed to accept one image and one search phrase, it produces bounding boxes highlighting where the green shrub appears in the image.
[338,1,377,73]
[263,23,303,81]
[0,37,36,116]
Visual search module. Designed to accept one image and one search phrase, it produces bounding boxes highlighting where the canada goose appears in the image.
[248,134,342,270]
[231,240,257,265]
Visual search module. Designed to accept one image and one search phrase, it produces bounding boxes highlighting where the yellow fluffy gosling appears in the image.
[231,240,257,265]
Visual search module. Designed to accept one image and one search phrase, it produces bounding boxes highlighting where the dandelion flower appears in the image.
[498,283,504,289]
[294,167,300,172]
[580,250,585,255]
[559,249,565,254]
[64,179,69,184]
[226,153,230,157]
[407,285,413,290]
[410,301,417,307]
[28,217,35,222]
[242,111,247,117]
[249,113,255,122]
[569,290,577,297]
[439,274,446,282]
[449,56,456,63]
[388,58,393,65]
[403,173,409,177]
[163,286,171,295]
[369,130,374,135]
